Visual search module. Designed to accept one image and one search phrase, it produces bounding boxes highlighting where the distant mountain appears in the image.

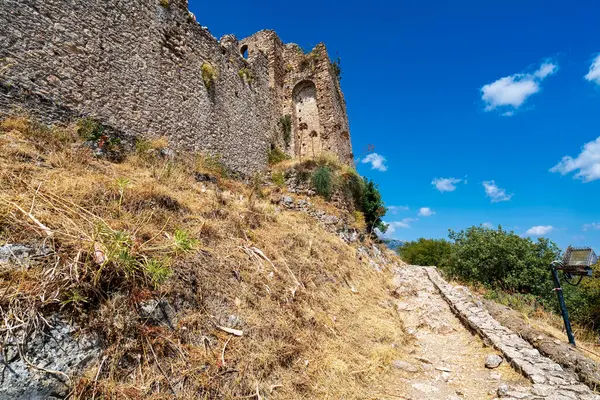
[382,239,405,251]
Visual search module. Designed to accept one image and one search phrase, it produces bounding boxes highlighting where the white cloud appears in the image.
[432,177,462,192]
[387,205,409,214]
[550,137,600,182]
[583,222,600,231]
[377,218,417,238]
[482,180,513,203]
[482,222,493,228]
[525,225,554,236]
[481,61,558,114]
[585,54,600,85]
[418,207,435,217]
[361,153,387,172]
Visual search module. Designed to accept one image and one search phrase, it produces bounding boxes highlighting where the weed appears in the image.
[115,177,131,211]
[279,115,292,148]
[142,257,172,288]
[202,63,217,90]
[196,153,229,178]
[172,229,198,253]
[77,118,104,142]
[159,0,169,7]
[272,171,285,187]
[311,166,333,200]
[267,147,290,165]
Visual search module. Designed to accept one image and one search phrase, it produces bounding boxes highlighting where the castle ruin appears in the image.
[0,0,353,174]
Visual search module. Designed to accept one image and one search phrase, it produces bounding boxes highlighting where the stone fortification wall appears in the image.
[240,32,354,165]
[0,1,353,173]
[0,0,276,174]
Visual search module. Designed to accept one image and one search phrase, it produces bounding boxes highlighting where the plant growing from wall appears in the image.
[201,63,216,90]
[238,67,253,84]
[331,54,342,81]
[279,115,292,148]
[159,0,169,8]
[311,166,333,200]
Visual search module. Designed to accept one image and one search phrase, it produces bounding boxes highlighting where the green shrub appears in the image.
[279,115,292,148]
[446,226,560,299]
[362,178,387,233]
[202,63,216,90]
[398,238,453,268]
[311,166,333,200]
[77,118,104,141]
[238,67,253,83]
[341,169,365,210]
[272,171,285,187]
[159,0,169,7]
[267,147,289,165]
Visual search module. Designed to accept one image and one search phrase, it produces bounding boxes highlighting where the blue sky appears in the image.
[192,0,600,251]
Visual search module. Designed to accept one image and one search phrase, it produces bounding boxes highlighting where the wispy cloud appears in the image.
[583,222,600,231]
[481,60,558,115]
[431,177,463,192]
[482,181,513,203]
[387,205,409,214]
[482,222,493,228]
[360,153,387,172]
[550,137,600,182]
[585,54,600,85]
[418,207,435,217]
[377,218,418,238]
[525,225,554,236]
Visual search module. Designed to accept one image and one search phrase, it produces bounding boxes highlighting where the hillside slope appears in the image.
[0,116,408,399]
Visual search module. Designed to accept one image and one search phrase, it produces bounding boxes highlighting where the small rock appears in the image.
[139,299,177,329]
[485,354,503,369]
[497,383,510,397]
[412,383,439,394]
[194,172,217,183]
[392,360,419,373]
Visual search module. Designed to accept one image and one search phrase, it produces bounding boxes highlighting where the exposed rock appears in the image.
[194,172,218,183]
[392,360,419,373]
[139,299,178,329]
[0,318,100,400]
[486,354,503,369]
[0,243,49,265]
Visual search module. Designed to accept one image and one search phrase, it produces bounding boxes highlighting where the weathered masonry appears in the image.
[0,0,354,173]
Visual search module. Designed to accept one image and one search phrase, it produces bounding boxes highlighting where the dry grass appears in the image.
[0,116,408,399]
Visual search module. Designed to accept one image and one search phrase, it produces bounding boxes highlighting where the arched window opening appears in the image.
[240,45,248,59]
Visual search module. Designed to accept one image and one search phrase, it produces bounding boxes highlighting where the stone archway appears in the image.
[292,80,322,159]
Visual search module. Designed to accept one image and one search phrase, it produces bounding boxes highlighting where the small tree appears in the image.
[398,238,453,268]
[311,166,333,200]
[362,178,387,233]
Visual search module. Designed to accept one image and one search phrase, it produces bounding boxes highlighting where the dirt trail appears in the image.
[385,266,530,399]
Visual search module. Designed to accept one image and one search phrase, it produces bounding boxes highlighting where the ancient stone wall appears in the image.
[240,33,354,165]
[0,1,353,173]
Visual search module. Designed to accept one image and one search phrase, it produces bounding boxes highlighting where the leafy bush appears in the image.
[446,226,559,298]
[311,166,333,200]
[398,238,453,268]
[362,178,387,233]
[267,147,289,165]
[341,169,365,210]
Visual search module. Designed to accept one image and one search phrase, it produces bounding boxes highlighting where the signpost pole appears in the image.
[550,263,576,346]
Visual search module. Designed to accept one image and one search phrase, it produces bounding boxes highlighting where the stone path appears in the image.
[389,266,530,399]
[422,266,600,400]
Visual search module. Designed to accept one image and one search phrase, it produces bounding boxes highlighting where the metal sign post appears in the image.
[550,246,597,347]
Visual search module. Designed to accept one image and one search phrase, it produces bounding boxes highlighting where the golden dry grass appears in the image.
[0,116,408,399]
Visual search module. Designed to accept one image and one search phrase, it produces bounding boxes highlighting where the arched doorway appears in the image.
[292,80,322,159]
